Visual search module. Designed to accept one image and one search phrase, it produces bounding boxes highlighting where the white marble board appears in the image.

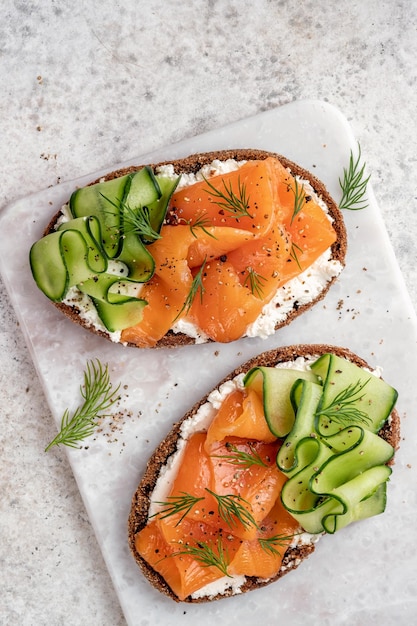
[1,101,416,625]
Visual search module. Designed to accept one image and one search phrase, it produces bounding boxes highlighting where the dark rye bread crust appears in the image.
[47,149,347,347]
[128,344,400,602]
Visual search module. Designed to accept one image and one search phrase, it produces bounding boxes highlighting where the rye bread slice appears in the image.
[45,149,347,347]
[127,344,400,602]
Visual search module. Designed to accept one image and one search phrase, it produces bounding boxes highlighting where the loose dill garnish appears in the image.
[173,258,207,321]
[316,378,372,426]
[206,488,258,530]
[188,211,217,239]
[45,359,121,451]
[211,442,269,468]
[243,267,267,299]
[338,143,371,211]
[289,241,303,270]
[100,193,161,242]
[170,537,231,577]
[151,492,205,525]
[203,175,252,219]
[258,532,300,557]
[290,177,306,224]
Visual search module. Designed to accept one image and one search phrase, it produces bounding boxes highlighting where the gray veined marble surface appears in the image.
[1,1,416,625]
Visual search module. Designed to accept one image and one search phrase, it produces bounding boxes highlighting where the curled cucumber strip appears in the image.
[30,168,181,331]
[276,357,397,534]
[30,216,107,301]
[281,426,394,533]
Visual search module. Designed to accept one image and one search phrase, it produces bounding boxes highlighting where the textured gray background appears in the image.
[1,1,416,624]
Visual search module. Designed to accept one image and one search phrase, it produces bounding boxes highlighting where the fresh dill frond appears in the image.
[338,143,371,211]
[203,175,252,219]
[243,267,267,299]
[206,488,258,530]
[289,241,303,270]
[100,193,161,242]
[150,492,205,525]
[211,442,269,468]
[174,258,207,321]
[188,211,217,239]
[122,204,162,241]
[258,532,300,557]
[45,359,121,451]
[290,177,306,224]
[316,378,372,426]
[170,536,231,577]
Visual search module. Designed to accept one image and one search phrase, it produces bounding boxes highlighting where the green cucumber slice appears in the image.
[320,465,392,533]
[121,169,179,243]
[311,354,398,434]
[30,231,69,301]
[147,174,181,240]
[70,174,130,258]
[124,166,161,209]
[116,231,155,282]
[243,366,319,437]
[276,354,397,534]
[93,298,147,332]
[78,273,146,331]
[276,380,323,473]
[29,216,107,301]
[58,216,106,274]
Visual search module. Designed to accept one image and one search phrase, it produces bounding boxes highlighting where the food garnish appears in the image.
[290,177,306,224]
[339,143,371,211]
[203,174,252,219]
[151,492,205,526]
[243,267,267,299]
[206,489,258,530]
[174,258,207,320]
[211,442,269,468]
[45,359,120,451]
[170,537,231,578]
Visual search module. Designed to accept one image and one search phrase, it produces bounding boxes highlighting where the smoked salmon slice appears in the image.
[135,381,304,600]
[205,388,277,448]
[228,489,299,579]
[170,159,278,236]
[123,157,337,346]
[135,518,232,601]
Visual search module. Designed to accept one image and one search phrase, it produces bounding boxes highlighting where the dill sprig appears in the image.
[206,488,258,530]
[203,175,252,219]
[338,143,371,211]
[100,193,161,242]
[122,204,162,241]
[289,241,303,270]
[150,492,205,526]
[243,267,267,299]
[174,258,207,321]
[316,379,372,426]
[290,177,306,224]
[258,532,300,557]
[188,211,217,239]
[170,536,231,577]
[211,442,269,468]
[45,359,121,451]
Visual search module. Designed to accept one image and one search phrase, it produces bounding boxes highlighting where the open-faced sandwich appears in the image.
[30,149,347,347]
[128,344,399,602]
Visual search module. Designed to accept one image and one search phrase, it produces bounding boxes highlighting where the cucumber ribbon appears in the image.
[245,354,398,534]
[29,167,180,331]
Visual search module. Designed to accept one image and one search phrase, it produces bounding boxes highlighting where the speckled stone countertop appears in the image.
[1,1,416,625]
